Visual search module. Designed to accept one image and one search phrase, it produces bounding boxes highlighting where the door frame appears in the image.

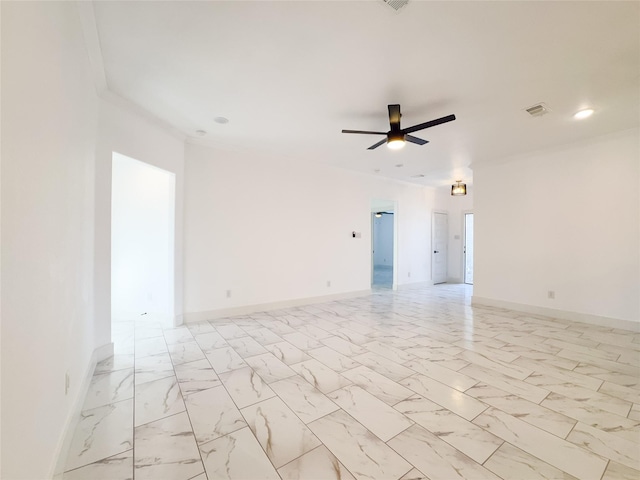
[370,199,398,290]
[463,211,474,285]
[431,210,448,284]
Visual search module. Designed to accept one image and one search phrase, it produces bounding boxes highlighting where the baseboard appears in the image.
[51,342,114,479]
[396,280,434,290]
[472,296,640,332]
[184,289,372,323]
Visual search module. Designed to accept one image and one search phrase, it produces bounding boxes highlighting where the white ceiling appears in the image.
[91,1,639,187]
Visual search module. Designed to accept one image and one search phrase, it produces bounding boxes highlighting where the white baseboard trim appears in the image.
[472,296,640,332]
[396,280,434,290]
[51,342,114,479]
[184,290,372,323]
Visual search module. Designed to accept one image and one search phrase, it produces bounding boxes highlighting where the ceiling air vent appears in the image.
[525,103,550,117]
[382,0,409,12]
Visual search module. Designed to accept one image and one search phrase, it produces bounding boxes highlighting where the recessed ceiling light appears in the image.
[374,169,380,173]
[573,109,594,120]
[214,117,229,124]
[195,130,207,136]
[395,164,403,168]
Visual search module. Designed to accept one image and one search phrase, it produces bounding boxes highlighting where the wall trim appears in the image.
[51,342,114,480]
[184,290,372,323]
[472,296,639,332]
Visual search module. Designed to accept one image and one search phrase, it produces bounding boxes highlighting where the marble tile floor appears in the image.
[62,284,640,480]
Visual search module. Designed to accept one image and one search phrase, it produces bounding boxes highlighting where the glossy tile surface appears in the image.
[64,284,640,479]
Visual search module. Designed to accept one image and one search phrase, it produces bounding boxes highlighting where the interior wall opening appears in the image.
[371,199,396,289]
[111,152,176,341]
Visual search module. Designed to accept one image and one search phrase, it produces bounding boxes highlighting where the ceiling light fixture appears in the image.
[375,212,382,218]
[214,117,229,124]
[451,180,467,196]
[573,108,594,120]
[387,132,406,149]
[195,130,207,136]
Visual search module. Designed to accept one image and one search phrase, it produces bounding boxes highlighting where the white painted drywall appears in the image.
[111,153,175,323]
[373,214,394,266]
[434,184,474,283]
[94,97,185,336]
[183,142,434,317]
[473,129,640,323]
[1,3,99,478]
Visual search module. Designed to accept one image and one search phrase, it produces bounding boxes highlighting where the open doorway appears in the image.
[464,212,474,284]
[111,152,176,335]
[371,199,396,289]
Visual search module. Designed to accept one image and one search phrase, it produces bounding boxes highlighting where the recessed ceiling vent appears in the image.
[382,0,409,12]
[525,103,550,117]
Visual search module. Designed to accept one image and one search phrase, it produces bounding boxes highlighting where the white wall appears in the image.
[94,98,185,334]
[1,3,99,478]
[473,129,640,323]
[183,142,434,318]
[434,184,474,283]
[111,153,175,322]
[373,213,394,267]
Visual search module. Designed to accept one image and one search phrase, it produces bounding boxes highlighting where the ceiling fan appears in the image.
[342,104,456,150]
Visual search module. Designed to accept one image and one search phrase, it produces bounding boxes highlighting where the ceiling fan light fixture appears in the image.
[387,132,406,149]
[451,180,467,196]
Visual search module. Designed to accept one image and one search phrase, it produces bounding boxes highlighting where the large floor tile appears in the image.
[290,359,352,394]
[184,385,246,444]
[277,445,356,480]
[342,365,415,405]
[65,399,133,471]
[388,424,501,480]
[135,375,185,427]
[244,352,297,383]
[400,374,487,420]
[327,385,413,441]
[241,396,321,468]
[270,375,339,423]
[308,409,413,480]
[218,366,277,408]
[200,427,280,479]
[134,412,204,480]
[483,441,578,480]
[473,407,608,480]
[174,358,222,395]
[395,395,503,463]
[63,450,133,480]
[82,368,134,410]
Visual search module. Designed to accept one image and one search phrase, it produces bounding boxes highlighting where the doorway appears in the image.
[464,212,474,284]
[111,152,176,330]
[432,212,448,284]
[372,211,394,288]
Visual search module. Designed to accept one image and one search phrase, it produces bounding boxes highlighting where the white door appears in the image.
[432,212,448,284]
[464,213,474,284]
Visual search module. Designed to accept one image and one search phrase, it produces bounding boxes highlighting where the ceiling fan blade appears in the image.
[367,138,388,150]
[402,114,456,134]
[342,129,387,135]
[405,135,429,145]
[388,104,401,130]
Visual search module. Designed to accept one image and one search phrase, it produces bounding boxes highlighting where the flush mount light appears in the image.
[395,163,404,168]
[387,131,406,149]
[451,180,467,196]
[214,116,229,124]
[573,109,594,120]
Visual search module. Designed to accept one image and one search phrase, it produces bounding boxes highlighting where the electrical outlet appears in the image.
[327,280,331,287]
[547,290,555,299]
[226,290,231,298]
[65,372,70,395]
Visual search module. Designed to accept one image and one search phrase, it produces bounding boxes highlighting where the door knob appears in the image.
[434,250,439,253]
